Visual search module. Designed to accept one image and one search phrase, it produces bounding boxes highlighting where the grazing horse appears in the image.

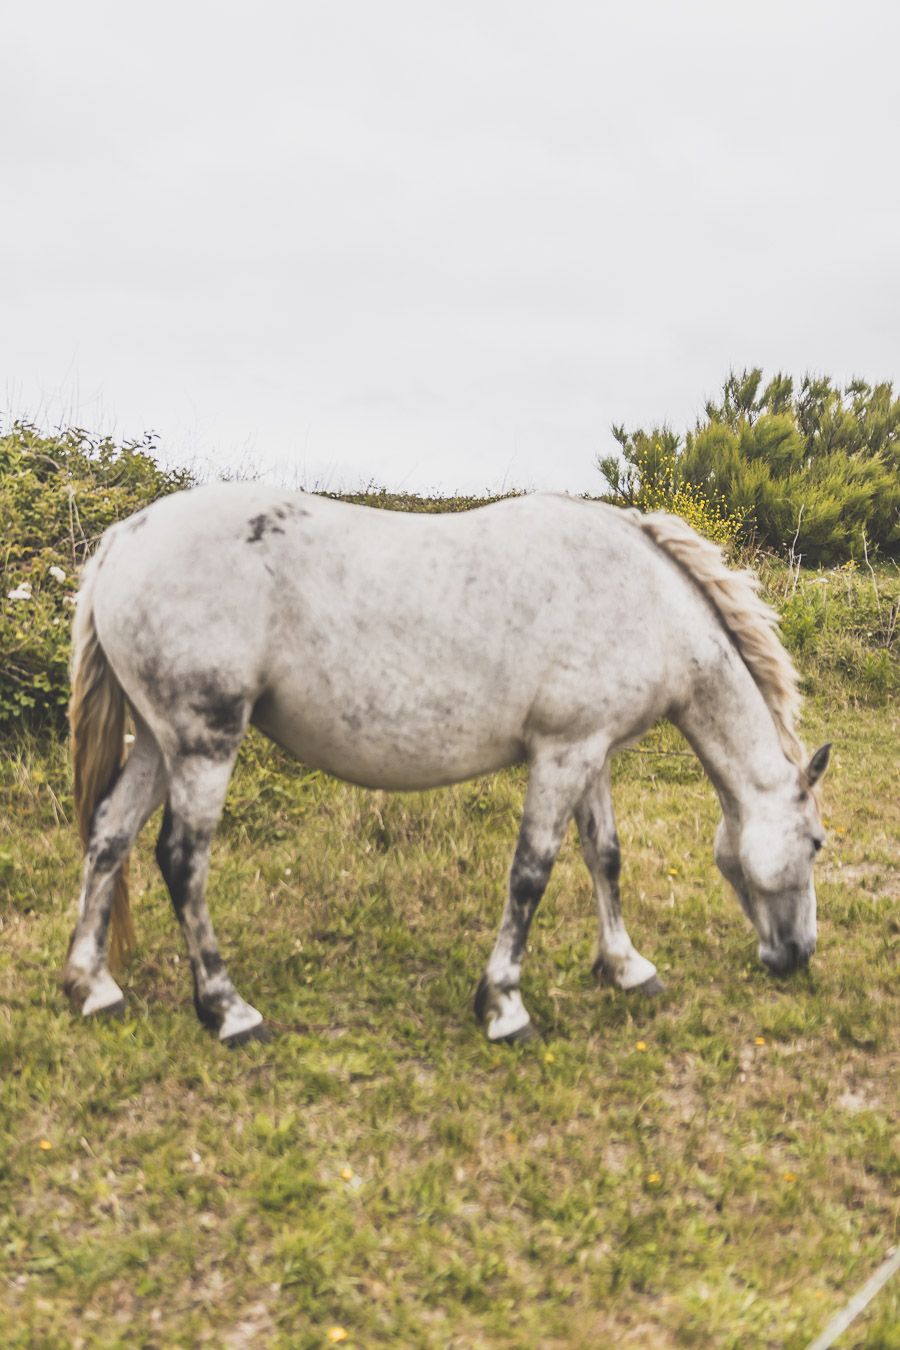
[64,487,829,1045]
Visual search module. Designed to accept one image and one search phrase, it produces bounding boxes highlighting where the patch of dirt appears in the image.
[836,1087,880,1113]
[220,1299,276,1348]
[822,860,900,899]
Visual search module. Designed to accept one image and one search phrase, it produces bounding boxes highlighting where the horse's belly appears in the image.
[252,682,526,791]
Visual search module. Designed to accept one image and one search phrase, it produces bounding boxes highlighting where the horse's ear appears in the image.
[806,743,831,787]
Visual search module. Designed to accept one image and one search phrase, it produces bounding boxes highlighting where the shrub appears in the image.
[597,430,744,551]
[599,370,900,564]
[0,422,191,732]
[756,557,899,703]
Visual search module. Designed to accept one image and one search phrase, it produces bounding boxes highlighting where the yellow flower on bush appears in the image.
[632,445,744,551]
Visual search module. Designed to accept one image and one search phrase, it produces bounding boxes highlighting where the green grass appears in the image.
[1,695,898,1348]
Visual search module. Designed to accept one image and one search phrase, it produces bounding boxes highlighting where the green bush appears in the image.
[0,422,191,732]
[757,557,899,703]
[600,370,900,564]
[596,431,744,551]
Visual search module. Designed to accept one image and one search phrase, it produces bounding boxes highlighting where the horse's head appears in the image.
[715,744,830,975]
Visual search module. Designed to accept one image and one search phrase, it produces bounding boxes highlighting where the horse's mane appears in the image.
[633,510,805,770]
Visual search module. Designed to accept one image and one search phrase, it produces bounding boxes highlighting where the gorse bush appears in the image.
[596,432,744,551]
[599,369,900,564]
[0,422,190,732]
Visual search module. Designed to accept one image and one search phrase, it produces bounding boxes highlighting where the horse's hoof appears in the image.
[85,997,126,1020]
[78,970,126,1018]
[221,1021,271,1048]
[489,1019,540,1045]
[628,973,666,996]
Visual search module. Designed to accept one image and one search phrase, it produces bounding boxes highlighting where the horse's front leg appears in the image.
[475,746,592,1043]
[575,764,663,994]
[156,751,267,1045]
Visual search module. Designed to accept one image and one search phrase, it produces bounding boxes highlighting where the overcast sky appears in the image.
[2,1,898,494]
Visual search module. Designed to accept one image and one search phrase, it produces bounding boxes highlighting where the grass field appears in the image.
[1,679,897,1348]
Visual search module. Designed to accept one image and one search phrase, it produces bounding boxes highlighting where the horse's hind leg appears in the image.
[64,719,166,1016]
[575,764,663,994]
[476,747,591,1043]
[156,749,266,1045]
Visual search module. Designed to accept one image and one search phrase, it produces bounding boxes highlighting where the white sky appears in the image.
[2,1,898,494]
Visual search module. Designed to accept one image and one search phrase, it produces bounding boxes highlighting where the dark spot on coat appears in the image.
[189,686,246,738]
[177,679,249,759]
[509,837,554,915]
[156,806,193,915]
[277,500,310,519]
[191,970,222,1029]
[137,655,167,701]
[180,730,240,761]
[200,948,225,977]
[91,830,131,873]
[247,513,285,544]
[602,837,622,885]
[127,512,149,532]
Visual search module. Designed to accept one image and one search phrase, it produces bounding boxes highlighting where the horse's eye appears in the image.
[812,837,824,853]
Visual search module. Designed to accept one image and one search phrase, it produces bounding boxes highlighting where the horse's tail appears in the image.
[633,509,805,769]
[69,552,134,967]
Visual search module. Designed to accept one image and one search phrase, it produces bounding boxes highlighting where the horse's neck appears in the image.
[674,644,794,817]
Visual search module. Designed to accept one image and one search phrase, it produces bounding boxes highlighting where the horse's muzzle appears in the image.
[759,937,815,975]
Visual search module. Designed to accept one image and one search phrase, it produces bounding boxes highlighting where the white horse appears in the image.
[64,486,829,1045]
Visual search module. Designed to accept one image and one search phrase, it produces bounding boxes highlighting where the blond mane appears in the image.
[634,510,805,770]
